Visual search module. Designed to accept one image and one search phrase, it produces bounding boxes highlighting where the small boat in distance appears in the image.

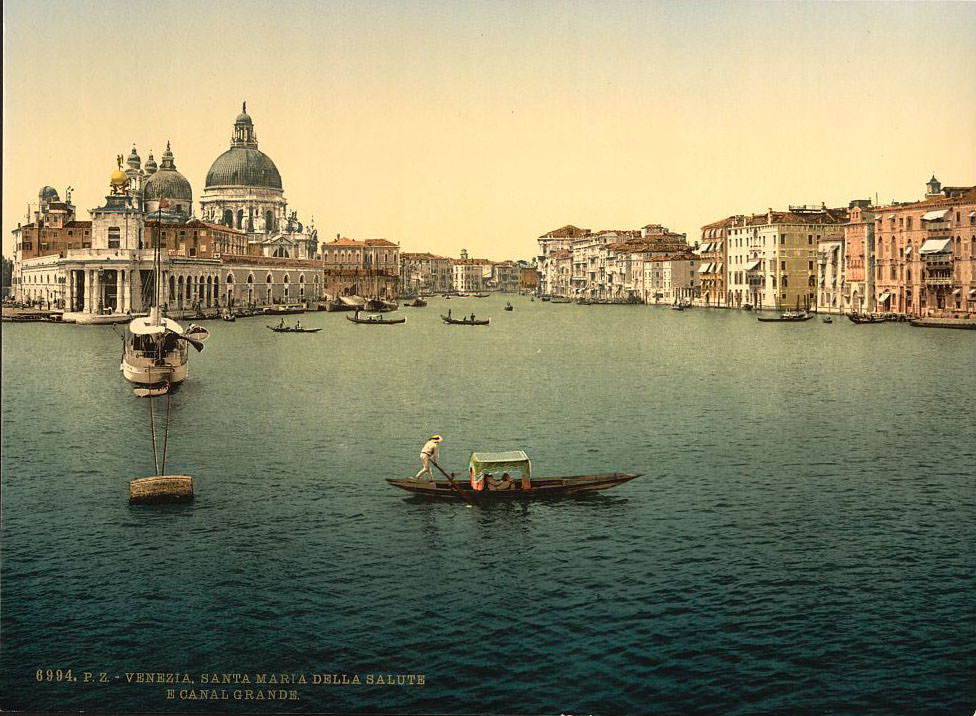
[849,312,887,324]
[757,310,814,322]
[823,316,833,323]
[441,312,489,326]
[407,298,428,308]
[387,450,642,501]
[347,312,406,325]
[504,302,514,311]
[220,310,236,322]
[267,320,321,333]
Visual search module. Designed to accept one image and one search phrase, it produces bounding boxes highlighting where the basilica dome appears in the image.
[205,147,282,189]
[143,141,192,202]
[204,102,283,190]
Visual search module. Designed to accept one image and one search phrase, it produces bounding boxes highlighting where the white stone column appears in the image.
[115,270,125,313]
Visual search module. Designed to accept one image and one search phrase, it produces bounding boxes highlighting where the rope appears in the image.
[160,387,172,475]
[148,388,159,475]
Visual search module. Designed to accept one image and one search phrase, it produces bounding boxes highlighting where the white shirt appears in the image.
[421,440,440,460]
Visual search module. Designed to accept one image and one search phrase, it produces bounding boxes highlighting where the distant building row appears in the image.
[536,224,698,303]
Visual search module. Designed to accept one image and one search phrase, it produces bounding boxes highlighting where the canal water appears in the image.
[1,296,974,714]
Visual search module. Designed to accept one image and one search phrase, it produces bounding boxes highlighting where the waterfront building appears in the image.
[199,104,318,260]
[452,250,492,292]
[816,233,846,313]
[843,201,876,314]
[537,225,589,296]
[490,260,520,292]
[517,261,540,293]
[633,252,698,304]
[698,218,733,306]
[321,236,400,298]
[724,205,848,310]
[872,177,975,317]
[400,252,453,294]
[11,104,327,314]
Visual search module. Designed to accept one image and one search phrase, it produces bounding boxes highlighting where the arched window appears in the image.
[226,273,234,284]
[247,274,254,284]
[266,273,273,284]
[223,209,233,226]
[266,210,274,232]
[168,275,175,302]
[807,275,815,287]
[237,209,244,229]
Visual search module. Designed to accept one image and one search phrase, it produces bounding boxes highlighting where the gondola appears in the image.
[346,313,406,325]
[756,311,814,322]
[267,325,322,333]
[407,298,427,307]
[848,313,887,324]
[388,451,640,501]
[387,473,643,500]
[504,302,514,311]
[441,314,490,325]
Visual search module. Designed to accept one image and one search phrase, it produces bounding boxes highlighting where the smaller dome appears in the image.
[39,186,60,201]
[145,151,158,175]
[127,144,141,169]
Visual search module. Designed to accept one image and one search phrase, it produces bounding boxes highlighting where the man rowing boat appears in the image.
[415,434,442,481]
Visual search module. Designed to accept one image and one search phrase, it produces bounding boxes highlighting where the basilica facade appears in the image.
[11,105,323,316]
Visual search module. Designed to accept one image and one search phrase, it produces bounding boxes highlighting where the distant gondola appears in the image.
[267,325,322,333]
[347,313,406,325]
[848,312,887,324]
[441,313,489,326]
[756,310,814,322]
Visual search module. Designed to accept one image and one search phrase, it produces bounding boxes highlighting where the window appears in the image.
[782,276,788,288]
[808,261,814,271]
[780,235,785,245]
[781,261,786,270]
[108,226,120,248]
[808,235,813,244]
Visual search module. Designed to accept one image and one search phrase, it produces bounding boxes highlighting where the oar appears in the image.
[431,460,478,506]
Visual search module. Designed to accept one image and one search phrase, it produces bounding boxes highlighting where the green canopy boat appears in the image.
[386,450,641,500]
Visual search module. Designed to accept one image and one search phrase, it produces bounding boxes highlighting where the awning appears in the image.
[969,288,976,299]
[905,245,912,256]
[715,262,723,272]
[698,263,710,274]
[953,288,961,296]
[701,242,711,253]
[878,292,891,303]
[921,209,949,221]
[745,259,762,271]
[887,214,895,219]
[919,238,952,254]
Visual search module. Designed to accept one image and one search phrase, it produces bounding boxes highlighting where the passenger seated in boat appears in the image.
[295,321,302,329]
[470,313,476,322]
[278,318,285,329]
[487,472,514,491]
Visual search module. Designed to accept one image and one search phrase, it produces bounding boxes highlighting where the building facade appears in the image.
[873,177,975,317]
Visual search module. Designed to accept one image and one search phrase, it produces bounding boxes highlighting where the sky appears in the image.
[3,0,975,261]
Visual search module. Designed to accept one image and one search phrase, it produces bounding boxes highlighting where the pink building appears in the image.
[843,201,876,313]
[873,177,975,318]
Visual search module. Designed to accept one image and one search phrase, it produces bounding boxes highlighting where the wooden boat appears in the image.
[325,296,364,312]
[407,298,428,307]
[267,324,321,333]
[504,302,514,311]
[822,316,833,323]
[908,317,976,330]
[263,305,305,315]
[550,297,572,304]
[671,304,685,311]
[757,310,814,322]
[540,296,551,302]
[220,310,236,322]
[364,298,398,312]
[472,293,490,298]
[347,312,406,325]
[387,451,641,501]
[848,312,887,324]
[441,313,489,325]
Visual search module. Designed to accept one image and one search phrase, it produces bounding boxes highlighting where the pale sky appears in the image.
[3,0,975,260]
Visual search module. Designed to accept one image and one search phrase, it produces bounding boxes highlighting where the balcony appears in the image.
[924,276,953,287]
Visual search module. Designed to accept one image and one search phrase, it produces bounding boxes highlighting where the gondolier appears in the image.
[415,435,443,481]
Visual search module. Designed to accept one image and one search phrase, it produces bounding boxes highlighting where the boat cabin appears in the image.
[469,451,532,492]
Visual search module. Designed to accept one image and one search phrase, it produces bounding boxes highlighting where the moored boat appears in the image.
[121,308,209,389]
[267,324,321,333]
[848,312,887,324]
[757,310,814,322]
[908,317,976,330]
[407,297,428,307]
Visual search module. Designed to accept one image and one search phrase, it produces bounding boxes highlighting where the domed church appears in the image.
[200,103,317,259]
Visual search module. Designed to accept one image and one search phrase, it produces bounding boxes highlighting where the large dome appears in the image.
[205,147,282,190]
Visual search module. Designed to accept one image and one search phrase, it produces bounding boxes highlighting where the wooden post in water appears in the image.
[129,475,194,504]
